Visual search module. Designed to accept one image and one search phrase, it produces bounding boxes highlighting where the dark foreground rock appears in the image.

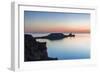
[24,34,58,61]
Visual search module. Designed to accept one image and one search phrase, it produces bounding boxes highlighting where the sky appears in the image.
[24,11,90,33]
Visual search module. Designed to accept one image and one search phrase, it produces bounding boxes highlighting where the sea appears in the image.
[25,33,90,60]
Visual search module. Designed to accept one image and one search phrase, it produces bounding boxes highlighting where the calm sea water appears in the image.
[26,33,90,60]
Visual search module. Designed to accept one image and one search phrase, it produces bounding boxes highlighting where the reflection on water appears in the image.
[31,33,90,60]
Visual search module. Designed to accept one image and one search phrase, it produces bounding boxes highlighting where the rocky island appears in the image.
[35,33,75,40]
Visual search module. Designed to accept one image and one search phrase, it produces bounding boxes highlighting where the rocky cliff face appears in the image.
[24,34,57,61]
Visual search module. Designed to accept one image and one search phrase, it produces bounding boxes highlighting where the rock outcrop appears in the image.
[24,34,58,61]
[68,33,75,37]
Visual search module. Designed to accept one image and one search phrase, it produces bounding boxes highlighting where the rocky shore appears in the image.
[24,34,58,61]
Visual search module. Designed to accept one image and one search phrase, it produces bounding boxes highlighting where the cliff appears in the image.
[24,34,58,61]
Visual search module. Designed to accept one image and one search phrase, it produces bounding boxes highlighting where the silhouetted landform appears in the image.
[68,33,75,37]
[24,34,58,61]
[35,33,75,40]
